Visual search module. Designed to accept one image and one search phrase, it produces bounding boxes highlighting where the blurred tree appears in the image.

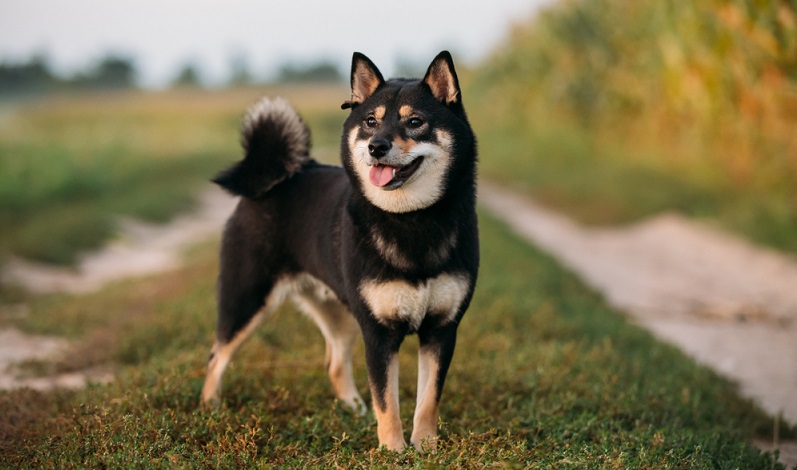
[0,53,57,95]
[71,54,137,89]
[172,62,203,88]
[228,52,254,87]
[276,60,342,83]
[93,55,136,88]
[1,53,138,94]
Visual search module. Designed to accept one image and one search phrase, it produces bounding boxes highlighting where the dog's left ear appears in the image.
[342,52,385,110]
[423,51,460,105]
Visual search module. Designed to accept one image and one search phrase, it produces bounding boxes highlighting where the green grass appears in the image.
[0,213,789,467]
[467,0,797,253]
[0,86,346,265]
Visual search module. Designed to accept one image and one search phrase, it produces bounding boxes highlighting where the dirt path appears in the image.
[479,181,797,427]
[0,188,237,390]
[2,189,238,294]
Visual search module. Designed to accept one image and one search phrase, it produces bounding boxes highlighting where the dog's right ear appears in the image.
[342,52,384,110]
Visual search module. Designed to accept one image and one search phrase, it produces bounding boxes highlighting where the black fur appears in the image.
[213,98,311,198]
[207,51,478,451]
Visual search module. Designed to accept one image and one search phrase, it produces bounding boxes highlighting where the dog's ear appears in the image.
[423,51,460,105]
[343,52,385,110]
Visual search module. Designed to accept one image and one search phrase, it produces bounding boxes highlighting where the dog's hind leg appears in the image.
[201,277,283,406]
[410,322,457,453]
[293,292,365,414]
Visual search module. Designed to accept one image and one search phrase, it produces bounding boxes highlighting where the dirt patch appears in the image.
[1,189,237,294]
[480,181,797,426]
[0,327,113,391]
[0,188,236,391]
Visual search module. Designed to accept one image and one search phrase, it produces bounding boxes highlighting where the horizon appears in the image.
[0,0,555,88]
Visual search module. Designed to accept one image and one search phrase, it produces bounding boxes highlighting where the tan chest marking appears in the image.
[359,273,470,330]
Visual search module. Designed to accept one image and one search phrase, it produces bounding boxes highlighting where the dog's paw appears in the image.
[349,396,368,416]
[199,388,221,409]
[338,393,367,416]
[410,436,438,454]
[378,440,407,453]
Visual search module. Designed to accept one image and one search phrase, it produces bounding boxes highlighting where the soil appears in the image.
[0,188,237,390]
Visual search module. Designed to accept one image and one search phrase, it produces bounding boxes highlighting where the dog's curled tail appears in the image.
[213,97,312,198]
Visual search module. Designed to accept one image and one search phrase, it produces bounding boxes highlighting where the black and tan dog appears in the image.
[201,51,478,452]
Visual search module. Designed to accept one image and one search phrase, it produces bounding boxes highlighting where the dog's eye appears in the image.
[407,117,424,129]
[365,116,378,128]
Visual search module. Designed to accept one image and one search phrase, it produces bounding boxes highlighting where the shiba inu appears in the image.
[201,51,478,452]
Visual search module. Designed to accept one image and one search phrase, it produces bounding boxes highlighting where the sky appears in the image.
[0,0,554,87]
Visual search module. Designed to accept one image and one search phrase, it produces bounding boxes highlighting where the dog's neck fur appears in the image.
[345,175,476,276]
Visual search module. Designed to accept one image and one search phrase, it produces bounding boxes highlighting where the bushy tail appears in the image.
[213,97,312,198]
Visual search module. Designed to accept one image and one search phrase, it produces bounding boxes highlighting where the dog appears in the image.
[201,51,478,452]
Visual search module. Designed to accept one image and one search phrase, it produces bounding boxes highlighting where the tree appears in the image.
[69,54,137,90]
[276,60,342,83]
[228,53,254,87]
[0,53,57,95]
[172,62,203,88]
[93,55,136,88]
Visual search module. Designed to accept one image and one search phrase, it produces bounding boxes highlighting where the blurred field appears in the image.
[0,85,346,265]
[468,0,797,252]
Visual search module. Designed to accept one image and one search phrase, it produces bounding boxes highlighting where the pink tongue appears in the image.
[369,165,397,187]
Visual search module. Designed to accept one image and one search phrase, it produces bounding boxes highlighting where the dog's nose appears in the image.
[368,138,391,158]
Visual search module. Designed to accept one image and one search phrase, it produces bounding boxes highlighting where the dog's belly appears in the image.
[358,274,470,330]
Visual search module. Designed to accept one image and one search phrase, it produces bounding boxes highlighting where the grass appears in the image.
[0,85,346,265]
[467,0,797,253]
[0,213,790,467]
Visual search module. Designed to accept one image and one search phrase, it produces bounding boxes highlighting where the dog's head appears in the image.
[341,51,476,213]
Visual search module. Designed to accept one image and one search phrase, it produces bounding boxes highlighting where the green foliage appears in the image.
[469,0,797,252]
[71,55,138,90]
[277,61,343,83]
[0,216,788,467]
[0,54,138,95]
[171,63,204,88]
[0,54,56,95]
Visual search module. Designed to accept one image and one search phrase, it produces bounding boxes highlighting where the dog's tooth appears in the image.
[392,168,396,178]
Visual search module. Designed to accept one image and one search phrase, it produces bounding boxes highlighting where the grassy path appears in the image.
[0,210,788,467]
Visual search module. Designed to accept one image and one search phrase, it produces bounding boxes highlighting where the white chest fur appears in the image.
[359,273,470,330]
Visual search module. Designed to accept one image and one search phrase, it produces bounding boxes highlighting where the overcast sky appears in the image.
[0,0,554,87]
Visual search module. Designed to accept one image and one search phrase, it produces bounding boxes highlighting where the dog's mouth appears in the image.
[368,157,424,190]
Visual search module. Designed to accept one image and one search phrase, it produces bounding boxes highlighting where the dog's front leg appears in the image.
[411,322,457,452]
[362,323,407,451]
